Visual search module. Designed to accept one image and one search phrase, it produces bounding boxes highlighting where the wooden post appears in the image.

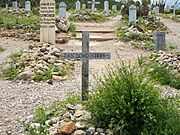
[82,31,89,101]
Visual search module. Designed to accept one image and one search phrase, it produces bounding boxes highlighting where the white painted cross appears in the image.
[88,0,100,12]
[61,32,111,101]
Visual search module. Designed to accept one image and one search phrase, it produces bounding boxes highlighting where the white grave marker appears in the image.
[129,5,137,23]
[76,1,81,11]
[25,1,31,13]
[155,6,159,14]
[112,5,117,11]
[82,3,86,9]
[104,1,109,12]
[88,0,100,12]
[59,2,66,20]
[6,0,8,9]
[40,0,55,44]
[12,1,18,11]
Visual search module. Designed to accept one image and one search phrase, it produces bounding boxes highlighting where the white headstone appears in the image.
[12,1,18,11]
[82,4,86,9]
[76,1,81,11]
[6,3,8,9]
[154,6,159,14]
[59,2,66,20]
[166,5,170,11]
[40,0,55,44]
[112,5,117,11]
[88,0,100,12]
[129,5,137,23]
[104,1,109,12]
[25,1,31,13]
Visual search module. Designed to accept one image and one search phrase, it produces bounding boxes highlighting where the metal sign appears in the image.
[61,52,111,59]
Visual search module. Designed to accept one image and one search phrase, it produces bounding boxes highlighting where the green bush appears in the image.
[0,47,5,52]
[24,94,81,135]
[143,60,180,89]
[90,13,107,22]
[69,22,76,36]
[3,63,19,80]
[86,62,180,135]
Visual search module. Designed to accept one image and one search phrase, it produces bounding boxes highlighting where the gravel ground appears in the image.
[0,16,179,135]
[0,67,81,135]
[160,18,180,49]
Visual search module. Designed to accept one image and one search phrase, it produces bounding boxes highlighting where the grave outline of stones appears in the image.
[76,0,81,11]
[61,31,111,101]
[40,0,55,44]
[104,1,109,12]
[25,0,31,15]
[129,4,137,23]
[88,0,100,12]
[59,2,67,20]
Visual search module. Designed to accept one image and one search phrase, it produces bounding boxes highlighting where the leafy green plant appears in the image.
[3,63,19,80]
[90,13,107,22]
[24,107,50,135]
[69,22,76,36]
[0,47,5,52]
[24,94,82,135]
[86,61,180,135]
[143,60,180,89]
[34,65,71,82]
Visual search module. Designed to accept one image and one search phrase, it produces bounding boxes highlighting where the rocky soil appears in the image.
[160,18,180,49]
[0,15,179,135]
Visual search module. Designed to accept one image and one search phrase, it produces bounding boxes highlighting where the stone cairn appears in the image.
[25,104,112,135]
[2,43,74,81]
[154,51,180,73]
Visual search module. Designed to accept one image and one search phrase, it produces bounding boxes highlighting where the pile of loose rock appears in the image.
[56,18,70,33]
[155,51,180,73]
[1,43,74,82]
[25,104,111,135]
[69,10,110,22]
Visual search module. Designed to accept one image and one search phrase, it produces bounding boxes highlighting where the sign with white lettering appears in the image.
[61,52,111,59]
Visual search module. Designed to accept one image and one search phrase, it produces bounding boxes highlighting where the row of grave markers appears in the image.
[11,1,31,13]
[38,0,165,101]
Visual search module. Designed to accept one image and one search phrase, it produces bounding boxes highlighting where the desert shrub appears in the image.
[175,10,180,15]
[142,58,180,89]
[86,62,180,135]
[0,47,5,52]
[24,94,81,135]
[68,10,107,23]
[69,22,76,36]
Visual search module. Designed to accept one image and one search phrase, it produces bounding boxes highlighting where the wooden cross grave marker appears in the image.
[61,31,111,101]
[88,0,100,12]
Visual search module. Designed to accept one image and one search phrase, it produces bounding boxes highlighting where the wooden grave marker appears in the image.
[40,0,55,44]
[61,31,111,101]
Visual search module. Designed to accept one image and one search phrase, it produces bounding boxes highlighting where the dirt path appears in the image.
[160,18,180,49]
[0,16,148,135]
